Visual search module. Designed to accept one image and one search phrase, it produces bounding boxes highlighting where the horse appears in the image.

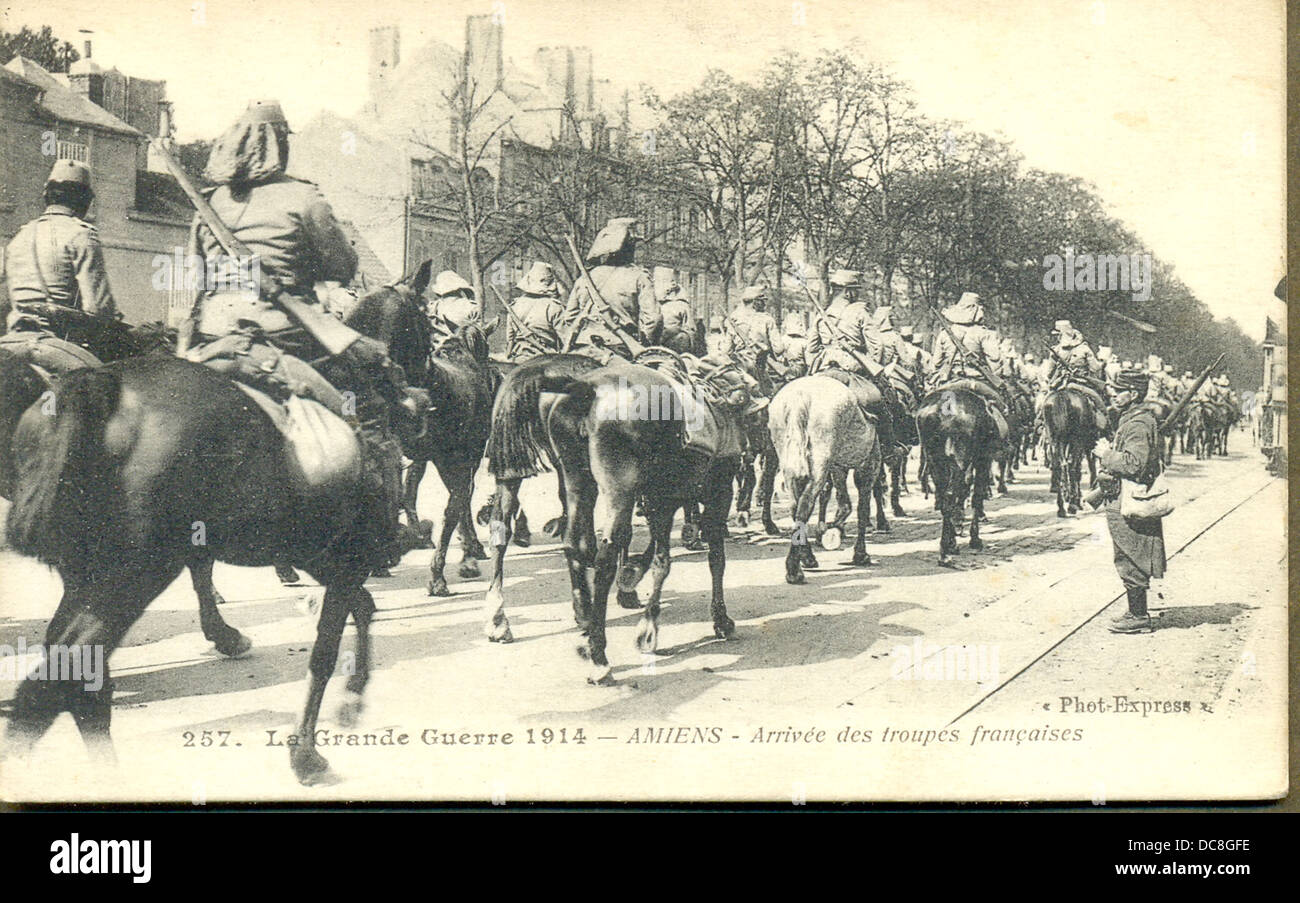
[3,274,430,784]
[489,358,740,682]
[1040,386,1104,517]
[768,374,882,584]
[916,386,997,566]
[481,352,603,641]
[342,261,500,596]
[0,337,252,660]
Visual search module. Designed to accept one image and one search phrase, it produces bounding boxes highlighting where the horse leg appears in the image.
[511,506,531,547]
[587,488,635,684]
[289,582,356,783]
[634,502,677,653]
[890,453,907,517]
[336,586,376,727]
[483,477,522,642]
[403,458,434,547]
[830,468,852,530]
[759,444,780,535]
[543,471,568,538]
[617,529,655,610]
[872,463,890,533]
[852,463,876,567]
[936,457,959,567]
[8,563,182,765]
[734,453,756,527]
[786,473,821,585]
[190,556,251,658]
[701,465,737,638]
[969,462,986,550]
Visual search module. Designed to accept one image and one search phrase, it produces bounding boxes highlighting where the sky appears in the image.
[3,0,1285,338]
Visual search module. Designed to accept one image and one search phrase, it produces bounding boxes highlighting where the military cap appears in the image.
[46,159,92,188]
[741,284,767,303]
[828,269,864,288]
[516,262,559,296]
[433,270,474,297]
[585,217,638,262]
[1108,368,1149,395]
[243,99,292,131]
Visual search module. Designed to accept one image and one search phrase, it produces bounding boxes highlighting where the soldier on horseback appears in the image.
[504,262,564,361]
[725,284,784,395]
[427,270,484,351]
[658,283,695,354]
[778,312,809,380]
[562,217,662,362]
[1,160,119,330]
[175,99,422,570]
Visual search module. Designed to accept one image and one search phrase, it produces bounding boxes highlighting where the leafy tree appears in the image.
[0,25,79,72]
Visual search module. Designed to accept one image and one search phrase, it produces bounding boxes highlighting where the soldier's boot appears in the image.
[1109,587,1153,634]
[357,424,422,571]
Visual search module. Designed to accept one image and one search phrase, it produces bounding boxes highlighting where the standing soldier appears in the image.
[658,282,695,354]
[176,99,421,571]
[1094,367,1167,634]
[563,217,661,362]
[2,160,119,330]
[725,284,785,394]
[504,261,564,361]
[427,270,483,350]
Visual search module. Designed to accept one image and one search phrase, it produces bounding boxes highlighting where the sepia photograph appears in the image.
[0,0,1287,805]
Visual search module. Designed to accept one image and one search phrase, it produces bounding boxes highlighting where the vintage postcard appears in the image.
[0,0,1287,804]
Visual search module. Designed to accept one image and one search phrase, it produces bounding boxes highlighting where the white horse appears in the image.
[768,374,883,585]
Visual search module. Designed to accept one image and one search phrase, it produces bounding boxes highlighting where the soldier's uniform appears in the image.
[426,271,482,350]
[927,292,1012,435]
[779,313,809,380]
[563,218,661,361]
[806,269,869,373]
[1,160,118,328]
[1045,320,1102,384]
[658,283,695,354]
[725,285,784,391]
[897,325,931,376]
[1097,368,1166,634]
[180,100,418,569]
[505,262,564,361]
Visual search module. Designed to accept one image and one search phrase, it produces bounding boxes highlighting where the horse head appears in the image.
[346,259,434,384]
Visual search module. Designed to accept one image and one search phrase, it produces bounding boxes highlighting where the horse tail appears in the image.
[487,361,588,481]
[769,389,812,480]
[6,367,121,564]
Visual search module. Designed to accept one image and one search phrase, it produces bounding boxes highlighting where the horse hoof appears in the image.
[681,523,700,545]
[892,506,907,518]
[371,567,392,578]
[968,538,984,551]
[801,551,820,569]
[427,579,451,597]
[938,557,959,570]
[820,526,842,551]
[851,552,872,567]
[786,570,806,585]
[617,589,642,610]
[487,623,514,643]
[617,565,642,593]
[874,522,891,534]
[290,747,331,785]
[336,694,364,728]
[214,632,252,659]
[276,566,301,586]
[475,505,493,527]
[714,618,736,639]
[635,623,658,653]
[735,511,749,527]
[459,561,482,580]
[587,665,615,686]
[764,521,781,536]
[512,530,531,548]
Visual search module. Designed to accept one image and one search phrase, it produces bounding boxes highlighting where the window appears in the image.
[57,140,88,163]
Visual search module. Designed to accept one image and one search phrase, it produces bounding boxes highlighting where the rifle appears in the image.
[487,284,547,350]
[562,234,646,357]
[1158,353,1224,434]
[790,278,883,375]
[151,138,364,356]
[917,293,1004,391]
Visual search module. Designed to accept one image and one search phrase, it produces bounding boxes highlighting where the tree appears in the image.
[0,25,80,72]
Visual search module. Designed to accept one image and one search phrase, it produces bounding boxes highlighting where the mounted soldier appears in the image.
[427,270,483,351]
[0,160,128,375]
[1098,345,1122,383]
[175,99,423,570]
[926,291,1013,435]
[562,217,661,363]
[1043,319,1108,414]
[725,284,785,395]
[806,268,862,368]
[658,282,695,354]
[778,312,809,380]
[504,261,564,361]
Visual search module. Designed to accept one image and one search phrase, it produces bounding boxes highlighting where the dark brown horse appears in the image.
[1041,386,1104,517]
[3,280,427,784]
[916,386,997,566]
[481,352,603,642]
[343,261,499,596]
[487,359,739,681]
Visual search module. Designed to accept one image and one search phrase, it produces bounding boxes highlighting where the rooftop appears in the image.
[4,56,141,137]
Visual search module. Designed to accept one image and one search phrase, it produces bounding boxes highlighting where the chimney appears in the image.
[84,39,92,59]
[368,25,400,112]
[464,15,503,96]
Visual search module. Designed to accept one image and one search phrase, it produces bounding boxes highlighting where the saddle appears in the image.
[816,368,883,421]
[1062,380,1111,434]
[929,378,1011,443]
[0,331,102,382]
[622,357,744,459]
[186,334,362,495]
